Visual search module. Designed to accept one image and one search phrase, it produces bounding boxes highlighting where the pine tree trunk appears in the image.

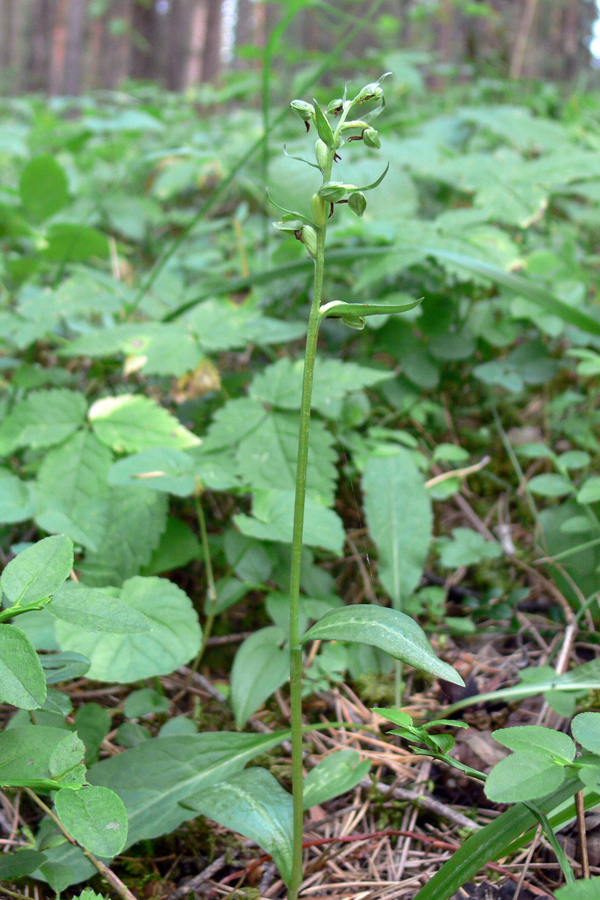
[200,0,222,82]
[63,0,87,94]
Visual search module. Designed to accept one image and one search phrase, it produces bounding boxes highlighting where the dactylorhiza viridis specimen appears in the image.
[270,76,461,900]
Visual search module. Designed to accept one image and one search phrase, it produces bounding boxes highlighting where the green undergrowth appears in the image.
[2,64,600,897]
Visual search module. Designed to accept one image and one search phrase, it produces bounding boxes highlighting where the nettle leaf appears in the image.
[303,750,371,810]
[35,432,112,551]
[437,528,502,568]
[237,408,337,504]
[20,154,69,223]
[0,469,35,523]
[89,394,200,453]
[484,749,567,803]
[41,224,109,263]
[181,298,305,352]
[202,397,268,451]
[54,576,201,683]
[61,323,204,378]
[572,712,600,753]
[0,389,87,454]
[362,452,432,607]
[80,487,168,586]
[234,490,345,554]
[109,447,196,497]
[49,583,152,634]
[1,534,73,605]
[55,786,127,857]
[249,357,393,419]
[301,605,464,686]
[231,626,289,728]
[45,730,293,883]
[0,726,84,790]
[182,768,294,886]
[0,624,46,709]
[492,725,576,762]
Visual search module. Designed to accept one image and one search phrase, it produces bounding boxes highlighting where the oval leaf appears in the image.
[484,749,566,803]
[1,535,73,606]
[55,785,128,856]
[182,768,293,886]
[300,605,464,686]
[303,750,371,810]
[572,712,600,753]
[50,583,152,634]
[0,624,46,709]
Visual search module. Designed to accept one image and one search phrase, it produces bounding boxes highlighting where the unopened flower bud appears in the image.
[301,225,318,257]
[290,100,315,131]
[318,181,349,202]
[311,193,328,226]
[315,139,329,171]
[363,127,381,149]
[348,191,367,217]
[327,98,344,116]
[353,83,384,106]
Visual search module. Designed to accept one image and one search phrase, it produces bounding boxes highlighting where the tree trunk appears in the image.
[49,0,68,94]
[200,0,222,82]
[63,0,87,94]
[130,0,156,80]
[27,0,53,91]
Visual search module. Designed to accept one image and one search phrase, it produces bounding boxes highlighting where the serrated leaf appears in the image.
[202,398,268,451]
[20,154,69,222]
[55,786,127,856]
[54,576,201,682]
[237,409,337,504]
[0,624,46,709]
[230,627,289,728]
[80,487,168,586]
[437,528,502,568]
[89,394,200,453]
[249,357,393,419]
[234,490,345,554]
[0,470,35,523]
[108,447,196,496]
[180,298,305,352]
[41,224,109,263]
[572,712,600,753]
[35,432,112,551]
[484,749,566,802]
[49,583,152,634]
[1,535,73,605]
[0,389,87,455]
[301,605,464,686]
[183,767,294,885]
[362,452,432,607]
[492,725,575,761]
[303,750,371,810]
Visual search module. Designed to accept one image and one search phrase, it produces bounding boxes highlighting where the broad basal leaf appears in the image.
[301,605,464,686]
[55,786,127,857]
[362,451,432,607]
[54,576,201,682]
[42,729,293,884]
[35,432,112,551]
[0,389,87,455]
[0,624,46,709]
[484,749,566,802]
[89,394,200,453]
[20,155,69,223]
[230,626,289,728]
[1,534,73,606]
[182,768,294,886]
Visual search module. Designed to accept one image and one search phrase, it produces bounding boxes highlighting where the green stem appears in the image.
[192,489,218,671]
[288,222,327,900]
